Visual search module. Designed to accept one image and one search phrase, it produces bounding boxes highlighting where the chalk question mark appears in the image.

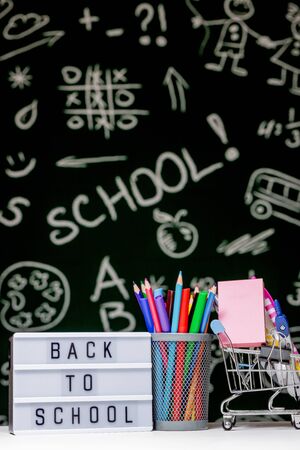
[135,3,155,46]
[135,3,167,47]
[207,113,239,161]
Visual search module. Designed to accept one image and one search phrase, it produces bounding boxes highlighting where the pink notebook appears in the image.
[218,278,266,347]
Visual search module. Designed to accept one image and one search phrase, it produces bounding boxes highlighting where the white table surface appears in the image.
[1,422,299,450]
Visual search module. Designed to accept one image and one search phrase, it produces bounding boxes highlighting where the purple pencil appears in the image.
[155,294,171,332]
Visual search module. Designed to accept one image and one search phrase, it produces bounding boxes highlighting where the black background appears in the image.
[0,0,299,424]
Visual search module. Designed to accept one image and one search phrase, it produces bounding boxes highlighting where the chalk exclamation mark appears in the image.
[207,113,239,161]
[156,4,167,47]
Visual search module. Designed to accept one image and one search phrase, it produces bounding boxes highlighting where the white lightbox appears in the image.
[9,332,153,433]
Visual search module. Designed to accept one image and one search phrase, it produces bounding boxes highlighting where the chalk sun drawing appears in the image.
[154,208,199,259]
[0,261,70,331]
[8,66,32,89]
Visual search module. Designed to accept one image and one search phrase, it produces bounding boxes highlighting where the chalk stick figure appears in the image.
[264,4,300,96]
[190,0,266,77]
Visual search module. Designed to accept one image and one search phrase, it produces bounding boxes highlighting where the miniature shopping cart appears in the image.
[211,320,300,430]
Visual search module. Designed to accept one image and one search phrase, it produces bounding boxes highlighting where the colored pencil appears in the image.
[189,291,208,333]
[166,289,174,319]
[178,288,190,333]
[171,271,183,333]
[144,278,162,333]
[133,282,154,333]
[188,285,200,328]
[200,285,216,333]
[140,280,147,298]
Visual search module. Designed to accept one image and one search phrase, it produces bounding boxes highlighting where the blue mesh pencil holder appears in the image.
[151,333,212,431]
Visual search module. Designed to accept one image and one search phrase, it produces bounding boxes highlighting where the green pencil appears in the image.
[189,290,208,333]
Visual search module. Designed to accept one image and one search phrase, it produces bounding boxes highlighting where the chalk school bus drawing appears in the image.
[244,168,300,227]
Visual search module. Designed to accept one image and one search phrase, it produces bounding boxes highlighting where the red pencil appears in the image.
[144,278,162,333]
[178,288,190,333]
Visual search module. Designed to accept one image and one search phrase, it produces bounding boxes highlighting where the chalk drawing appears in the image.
[79,7,100,31]
[14,99,38,130]
[287,272,300,306]
[257,107,300,149]
[34,302,57,324]
[106,28,124,38]
[262,4,300,96]
[3,13,50,40]
[5,152,36,178]
[189,0,267,77]
[207,113,240,161]
[47,148,224,245]
[0,261,70,331]
[217,228,275,256]
[163,67,189,112]
[245,168,300,227]
[148,275,168,292]
[58,66,149,138]
[0,0,13,21]
[8,65,32,89]
[99,301,136,332]
[0,362,9,387]
[90,256,129,303]
[154,208,199,258]
[190,276,216,291]
[56,155,128,168]
[0,196,30,227]
[135,3,167,47]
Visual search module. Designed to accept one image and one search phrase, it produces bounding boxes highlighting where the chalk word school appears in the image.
[9,332,152,433]
[47,148,223,245]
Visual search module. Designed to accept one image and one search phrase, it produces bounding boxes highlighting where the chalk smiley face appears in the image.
[153,208,199,258]
[0,261,70,331]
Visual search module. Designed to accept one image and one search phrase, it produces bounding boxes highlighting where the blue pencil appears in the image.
[200,285,217,333]
[171,271,183,333]
[133,282,154,333]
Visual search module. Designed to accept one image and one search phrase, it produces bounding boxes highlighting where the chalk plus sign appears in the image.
[79,8,100,31]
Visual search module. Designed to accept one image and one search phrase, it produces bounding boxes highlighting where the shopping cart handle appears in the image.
[210,319,225,335]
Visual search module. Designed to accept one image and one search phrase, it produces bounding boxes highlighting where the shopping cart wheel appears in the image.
[222,415,235,430]
[291,415,300,429]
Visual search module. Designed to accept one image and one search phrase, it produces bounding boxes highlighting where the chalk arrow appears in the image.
[163,67,189,112]
[0,30,65,62]
[56,155,128,169]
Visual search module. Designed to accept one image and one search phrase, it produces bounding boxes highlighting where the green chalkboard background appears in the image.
[0,0,299,425]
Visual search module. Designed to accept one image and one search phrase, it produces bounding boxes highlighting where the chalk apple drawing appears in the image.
[153,208,199,258]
